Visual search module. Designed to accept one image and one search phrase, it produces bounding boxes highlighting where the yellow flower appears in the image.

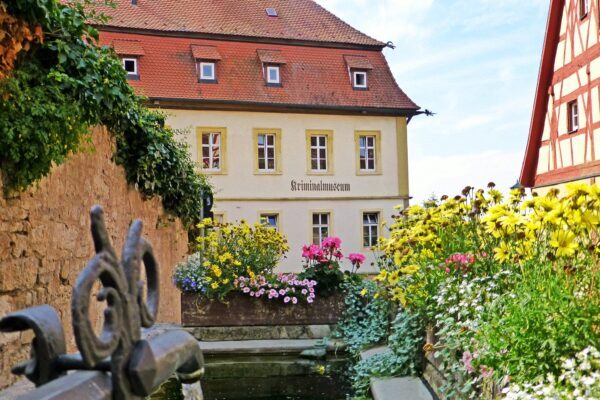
[222,278,230,285]
[211,265,222,277]
[399,265,419,275]
[387,271,400,285]
[493,242,511,263]
[391,287,406,306]
[549,230,578,257]
[211,282,219,289]
[316,365,326,375]
[374,270,388,282]
[360,288,368,297]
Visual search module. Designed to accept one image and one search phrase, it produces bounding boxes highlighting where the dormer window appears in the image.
[353,71,368,89]
[344,55,373,91]
[200,62,216,82]
[266,65,280,85]
[122,57,138,79]
[257,49,286,87]
[191,45,222,83]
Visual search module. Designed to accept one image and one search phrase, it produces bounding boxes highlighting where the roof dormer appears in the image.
[191,45,222,83]
[257,49,286,87]
[112,39,145,80]
[344,55,373,90]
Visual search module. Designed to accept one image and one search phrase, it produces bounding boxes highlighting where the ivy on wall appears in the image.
[0,0,210,226]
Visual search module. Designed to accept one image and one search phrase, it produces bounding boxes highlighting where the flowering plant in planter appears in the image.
[235,273,318,304]
[299,237,353,296]
[173,218,289,301]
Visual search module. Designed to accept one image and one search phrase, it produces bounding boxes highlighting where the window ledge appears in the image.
[357,170,382,176]
[199,79,218,84]
[307,171,334,176]
[254,171,283,176]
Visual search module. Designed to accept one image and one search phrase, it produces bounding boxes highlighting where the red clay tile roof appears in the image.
[111,39,145,56]
[191,45,222,60]
[257,49,286,64]
[99,31,419,113]
[97,0,385,48]
[344,55,373,70]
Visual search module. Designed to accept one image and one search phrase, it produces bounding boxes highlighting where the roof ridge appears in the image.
[307,0,385,47]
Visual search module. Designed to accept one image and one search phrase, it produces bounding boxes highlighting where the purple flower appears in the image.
[279,289,286,295]
[284,296,290,303]
[243,287,250,293]
[292,297,298,304]
[307,297,314,303]
[301,289,308,295]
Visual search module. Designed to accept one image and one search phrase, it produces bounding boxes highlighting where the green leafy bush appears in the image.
[0,0,210,226]
[474,265,599,383]
[334,278,390,354]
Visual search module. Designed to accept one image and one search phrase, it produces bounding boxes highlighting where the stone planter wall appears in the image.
[181,292,345,327]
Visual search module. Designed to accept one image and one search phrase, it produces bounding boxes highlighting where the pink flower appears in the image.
[292,297,298,304]
[243,287,250,293]
[348,253,366,265]
[284,296,290,303]
[307,297,314,303]
[321,236,341,249]
[480,365,493,379]
[462,351,474,373]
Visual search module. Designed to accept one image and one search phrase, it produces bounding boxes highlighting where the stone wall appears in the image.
[0,127,189,388]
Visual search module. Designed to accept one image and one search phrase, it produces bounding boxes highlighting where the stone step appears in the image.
[198,338,346,356]
[184,324,333,341]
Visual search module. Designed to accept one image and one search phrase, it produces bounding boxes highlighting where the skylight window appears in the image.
[266,7,278,17]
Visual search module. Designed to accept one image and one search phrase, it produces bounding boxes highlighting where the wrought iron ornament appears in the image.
[0,206,204,400]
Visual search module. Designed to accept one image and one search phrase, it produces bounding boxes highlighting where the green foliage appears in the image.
[0,0,210,226]
[475,264,600,384]
[350,312,424,399]
[334,278,390,354]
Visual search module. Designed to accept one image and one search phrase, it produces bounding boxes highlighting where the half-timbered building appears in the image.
[520,0,600,190]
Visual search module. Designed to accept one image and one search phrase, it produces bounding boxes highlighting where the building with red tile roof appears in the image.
[98,0,422,272]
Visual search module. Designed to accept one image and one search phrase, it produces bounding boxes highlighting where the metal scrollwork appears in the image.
[0,206,204,400]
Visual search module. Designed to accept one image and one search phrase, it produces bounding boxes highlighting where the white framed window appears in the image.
[257,133,276,171]
[363,212,379,247]
[199,62,215,81]
[580,0,589,18]
[266,65,280,84]
[359,135,377,171]
[568,100,579,132]
[201,132,221,170]
[122,58,138,77]
[352,70,367,89]
[260,213,279,230]
[310,135,328,171]
[312,213,330,245]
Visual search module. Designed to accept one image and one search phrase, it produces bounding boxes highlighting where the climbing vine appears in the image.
[0,0,210,226]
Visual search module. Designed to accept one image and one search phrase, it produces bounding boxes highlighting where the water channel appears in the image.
[149,354,352,400]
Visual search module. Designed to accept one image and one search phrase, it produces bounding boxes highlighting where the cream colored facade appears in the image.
[165,109,410,272]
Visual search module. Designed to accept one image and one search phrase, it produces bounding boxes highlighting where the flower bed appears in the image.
[173,218,367,328]
[330,183,599,399]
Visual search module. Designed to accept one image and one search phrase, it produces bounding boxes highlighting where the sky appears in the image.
[315,0,550,203]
